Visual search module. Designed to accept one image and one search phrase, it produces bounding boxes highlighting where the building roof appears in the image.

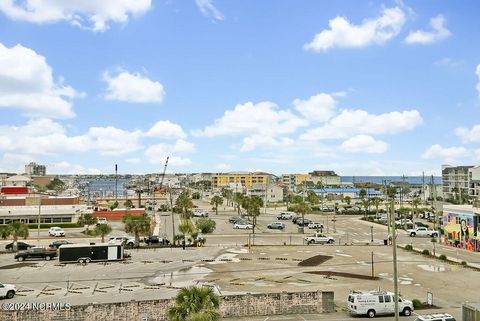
[5,175,31,182]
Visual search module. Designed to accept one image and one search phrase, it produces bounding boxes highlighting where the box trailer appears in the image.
[58,243,124,264]
[463,303,480,321]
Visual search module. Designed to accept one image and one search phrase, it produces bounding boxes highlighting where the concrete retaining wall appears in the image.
[0,291,334,321]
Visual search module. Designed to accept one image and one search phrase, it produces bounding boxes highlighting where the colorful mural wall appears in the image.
[443,211,480,252]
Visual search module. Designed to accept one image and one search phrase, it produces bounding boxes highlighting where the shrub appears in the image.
[412,299,422,309]
[196,218,216,234]
[422,249,430,256]
[405,245,413,251]
[461,261,467,266]
[27,223,80,229]
[439,254,447,261]
[81,230,96,236]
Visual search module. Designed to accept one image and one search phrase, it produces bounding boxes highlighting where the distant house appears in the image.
[312,187,382,200]
[4,175,31,187]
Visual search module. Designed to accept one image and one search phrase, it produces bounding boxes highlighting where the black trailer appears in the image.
[58,243,124,264]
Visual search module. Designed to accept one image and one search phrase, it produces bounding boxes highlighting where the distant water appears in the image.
[341,176,441,184]
[80,178,129,198]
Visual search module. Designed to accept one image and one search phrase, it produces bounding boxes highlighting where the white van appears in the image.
[347,289,413,318]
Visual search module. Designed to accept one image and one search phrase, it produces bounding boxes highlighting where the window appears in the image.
[378,296,384,303]
[384,295,391,302]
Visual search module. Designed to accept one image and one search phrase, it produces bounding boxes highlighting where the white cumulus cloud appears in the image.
[0,0,152,32]
[340,135,389,154]
[195,0,223,20]
[103,71,165,104]
[421,144,468,162]
[405,14,451,44]
[0,42,80,119]
[195,101,307,138]
[301,109,422,140]
[87,126,142,155]
[145,120,186,139]
[304,7,405,52]
[293,93,337,123]
[144,139,195,166]
[456,125,480,143]
[240,135,294,152]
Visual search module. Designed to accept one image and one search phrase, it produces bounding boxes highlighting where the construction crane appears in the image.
[158,156,169,193]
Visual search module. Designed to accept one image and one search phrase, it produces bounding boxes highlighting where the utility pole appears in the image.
[402,175,407,231]
[422,171,425,205]
[391,193,399,321]
[384,180,390,237]
[115,164,118,201]
[169,187,176,246]
[371,251,374,278]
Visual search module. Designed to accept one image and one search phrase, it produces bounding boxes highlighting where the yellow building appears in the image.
[212,172,275,188]
[282,173,311,189]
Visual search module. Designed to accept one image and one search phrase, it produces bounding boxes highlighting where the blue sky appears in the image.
[0,0,479,176]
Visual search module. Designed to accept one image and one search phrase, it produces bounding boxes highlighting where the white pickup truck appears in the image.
[304,233,335,244]
[407,227,438,237]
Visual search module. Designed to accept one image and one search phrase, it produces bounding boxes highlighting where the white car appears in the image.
[308,222,324,230]
[193,209,209,217]
[48,227,65,237]
[414,313,456,321]
[0,283,16,299]
[96,217,108,225]
[395,219,412,225]
[108,236,136,247]
[407,227,438,238]
[234,222,253,230]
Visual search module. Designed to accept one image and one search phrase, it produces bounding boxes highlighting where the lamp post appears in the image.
[370,226,374,242]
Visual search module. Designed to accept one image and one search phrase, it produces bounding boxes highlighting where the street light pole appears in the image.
[37,199,41,246]
[370,226,373,243]
[391,197,399,321]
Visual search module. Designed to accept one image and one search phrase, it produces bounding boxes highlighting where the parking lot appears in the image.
[1,201,479,320]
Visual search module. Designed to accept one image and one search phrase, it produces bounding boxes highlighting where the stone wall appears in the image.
[0,291,334,321]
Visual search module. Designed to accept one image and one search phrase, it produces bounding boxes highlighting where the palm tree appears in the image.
[179,221,196,245]
[411,198,421,218]
[361,199,370,218]
[167,286,220,321]
[210,196,223,215]
[221,189,233,207]
[306,191,319,206]
[241,195,263,234]
[344,196,351,206]
[122,214,151,247]
[284,193,295,209]
[94,224,112,243]
[233,192,244,215]
[371,197,381,218]
[5,222,29,252]
[176,192,193,218]
[290,201,311,234]
[78,213,97,231]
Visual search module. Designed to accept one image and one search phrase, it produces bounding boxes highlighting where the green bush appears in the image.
[405,245,413,251]
[195,218,216,234]
[412,299,422,309]
[439,254,447,261]
[27,223,80,229]
[461,261,467,266]
[422,249,430,256]
[81,230,96,236]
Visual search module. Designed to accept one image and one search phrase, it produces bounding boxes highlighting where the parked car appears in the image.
[48,227,65,237]
[14,247,57,261]
[395,219,412,225]
[277,212,296,220]
[267,222,285,230]
[296,218,313,226]
[96,217,108,225]
[193,209,209,217]
[228,216,242,223]
[234,222,253,230]
[414,313,456,321]
[49,240,73,249]
[108,236,136,247]
[5,242,33,252]
[0,283,16,299]
[144,235,170,245]
[308,222,324,230]
[414,221,429,229]
[304,233,335,244]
